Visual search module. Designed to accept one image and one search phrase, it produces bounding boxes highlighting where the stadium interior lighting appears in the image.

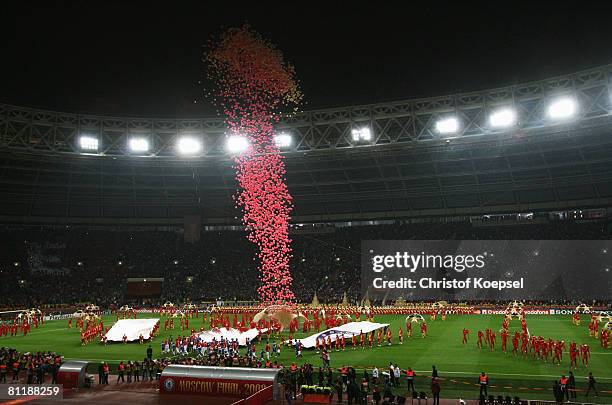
[129,137,150,153]
[489,108,517,128]
[226,135,249,154]
[79,135,99,151]
[351,127,372,142]
[435,117,459,134]
[547,97,577,119]
[176,136,202,155]
[274,132,292,148]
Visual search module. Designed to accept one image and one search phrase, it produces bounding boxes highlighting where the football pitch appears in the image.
[1,313,610,402]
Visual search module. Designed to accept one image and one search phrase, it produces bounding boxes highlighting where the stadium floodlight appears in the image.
[79,135,99,151]
[435,117,459,134]
[177,136,202,155]
[547,97,577,120]
[489,108,517,128]
[129,137,150,153]
[351,127,372,142]
[274,132,292,148]
[226,135,249,154]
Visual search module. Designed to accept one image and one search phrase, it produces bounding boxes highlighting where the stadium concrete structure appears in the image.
[1,63,612,226]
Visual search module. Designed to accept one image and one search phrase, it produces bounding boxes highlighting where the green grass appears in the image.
[1,313,610,402]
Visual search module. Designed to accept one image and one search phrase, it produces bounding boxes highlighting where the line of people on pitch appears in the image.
[552,371,599,402]
[282,363,441,405]
[97,358,164,384]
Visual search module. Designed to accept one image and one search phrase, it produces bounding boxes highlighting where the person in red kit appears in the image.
[512,332,519,356]
[501,329,508,353]
[521,332,528,356]
[553,341,563,365]
[600,329,609,348]
[581,344,590,367]
[569,342,578,369]
[462,328,469,345]
[420,322,427,338]
[477,330,484,349]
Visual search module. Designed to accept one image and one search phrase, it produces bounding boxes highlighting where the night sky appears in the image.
[2,1,612,117]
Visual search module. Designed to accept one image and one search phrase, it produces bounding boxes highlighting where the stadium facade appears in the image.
[1,64,612,225]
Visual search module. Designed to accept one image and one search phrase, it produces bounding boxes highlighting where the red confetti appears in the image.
[205,25,302,304]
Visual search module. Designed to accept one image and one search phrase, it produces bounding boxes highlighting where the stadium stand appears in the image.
[1,218,610,308]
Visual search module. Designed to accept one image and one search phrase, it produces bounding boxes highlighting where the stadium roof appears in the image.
[1,64,612,224]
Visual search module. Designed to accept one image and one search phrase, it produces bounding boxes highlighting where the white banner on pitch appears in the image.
[287,321,390,349]
[105,319,159,342]
[197,327,265,346]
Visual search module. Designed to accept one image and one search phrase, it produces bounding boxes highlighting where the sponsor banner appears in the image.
[362,240,612,301]
[478,308,599,316]
[44,314,72,321]
[160,376,271,397]
[480,309,554,315]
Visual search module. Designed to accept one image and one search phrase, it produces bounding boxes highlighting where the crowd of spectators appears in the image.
[1,218,611,309]
[0,347,61,384]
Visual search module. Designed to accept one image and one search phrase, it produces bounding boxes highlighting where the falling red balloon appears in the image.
[205,25,302,304]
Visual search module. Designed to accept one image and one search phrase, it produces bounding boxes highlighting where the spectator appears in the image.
[431,377,441,405]
[586,372,598,398]
[553,380,563,403]
[97,362,104,385]
[568,371,576,399]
